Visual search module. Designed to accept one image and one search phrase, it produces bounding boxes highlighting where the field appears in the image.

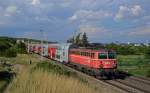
[117,55,150,77]
[0,54,43,65]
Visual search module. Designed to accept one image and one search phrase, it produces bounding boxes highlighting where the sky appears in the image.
[0,0,150,43]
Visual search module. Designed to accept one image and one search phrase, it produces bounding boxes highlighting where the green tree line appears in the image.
[105,43,150,56]
[67,33,150,59]
[0,37,26,57]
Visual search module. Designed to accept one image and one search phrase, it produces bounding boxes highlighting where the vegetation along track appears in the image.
[38,55,150,93]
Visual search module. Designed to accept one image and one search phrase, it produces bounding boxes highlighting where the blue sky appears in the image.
[0,0,150,43]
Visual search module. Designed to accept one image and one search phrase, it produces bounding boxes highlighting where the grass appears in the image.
[0,54,44,66]
[0,81,6,88]
[117,55,150,77]
[0,80,7,93]
[5,67,100,93]
[34,62,75,76]
[33,62,88,83]
[1,54,100,93]
[0,54,41,93]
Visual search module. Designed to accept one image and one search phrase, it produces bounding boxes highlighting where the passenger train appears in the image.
[29,43,118,79]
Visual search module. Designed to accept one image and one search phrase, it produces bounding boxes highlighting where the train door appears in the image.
[43,44,48,57]
[62,43,71,63]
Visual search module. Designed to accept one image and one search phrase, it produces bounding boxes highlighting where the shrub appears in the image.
[34,62,74,76]
[145,47,150,59]
[146,69,150,77]
[16,42,27,54]
[5,48,17,57]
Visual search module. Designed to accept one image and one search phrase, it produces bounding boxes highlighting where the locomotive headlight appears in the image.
[105,62,110,65]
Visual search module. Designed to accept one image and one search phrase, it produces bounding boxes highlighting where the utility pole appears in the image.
[24,32,31,53]
[40,29,44,61]
[44,31,48,57]
[27,38,30,53]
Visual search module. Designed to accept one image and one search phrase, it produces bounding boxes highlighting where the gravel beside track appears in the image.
[137,76,150,81]
[104,80,145,93]
[115,79,150,93]
[129,76,150,85]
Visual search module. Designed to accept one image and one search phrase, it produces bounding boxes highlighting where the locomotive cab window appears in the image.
[108,52,115,59]
[99,53,107,59]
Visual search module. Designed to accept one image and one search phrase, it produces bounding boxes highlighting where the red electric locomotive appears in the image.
[69,48,117,79]
[28,43,119,79]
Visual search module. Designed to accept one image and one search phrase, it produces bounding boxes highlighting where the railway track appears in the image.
[129,76,150,85]
[37,54,150,93]
[103,80,145,93]
[61,63,150,93]
[136,76,150,81]
[115,79,150,93]
[66,65,150,93]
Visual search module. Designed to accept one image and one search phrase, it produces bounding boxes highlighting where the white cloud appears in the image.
[4,6,17,16]
[70,15,77,20]
[34,16,51,22]
[69,10,112,21]
[78,24,112,39]
[0,6,18,25]
[115,5,143,21]
[31,0,40,6]
[131,5,142,16]
[115,6,129,20]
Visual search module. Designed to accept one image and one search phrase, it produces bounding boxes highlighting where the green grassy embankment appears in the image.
[117,55,150,77]
[0,54,41,93]
[3,54,100,93]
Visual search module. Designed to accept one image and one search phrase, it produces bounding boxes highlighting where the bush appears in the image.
[5,48,17,57]
[34,62,74,76]
[146,69,150,77]
[16,42,27,54]
[145,47,150,59]
[0,41,12,56]
[0,37,27,57]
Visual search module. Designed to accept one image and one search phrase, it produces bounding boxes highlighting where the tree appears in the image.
[16,42,27,54]
[75,33,82,46]
[5,48,17,57]
[105,44,137,55]
[81,32,89,47]
[145,47,150,59]
[0,41,12,56]
[67,37,74,43]
[67,32,89,47]
[146,69,150,77]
